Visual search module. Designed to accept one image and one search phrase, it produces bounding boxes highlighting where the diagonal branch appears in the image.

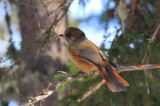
[21,64,160,106]
[21,71,88,106]
[39,0,74,50]
[142,24,160,94]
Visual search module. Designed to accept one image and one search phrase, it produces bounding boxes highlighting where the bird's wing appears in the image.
[69,40,103,69]
[69,47,102,68]
[98,48,109,61]
[81,40,116,68]
[98,48,117,68]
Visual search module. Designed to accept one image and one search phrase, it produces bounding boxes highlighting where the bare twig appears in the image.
[39,0,74,51]
[77,79,105,102]
[21,64,160,106]
[58,70,71,76]
[142,24,160,94]
[21,71,88,106]
[117,64,160,72]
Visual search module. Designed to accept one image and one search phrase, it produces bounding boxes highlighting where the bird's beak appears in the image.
[58,34,64,37]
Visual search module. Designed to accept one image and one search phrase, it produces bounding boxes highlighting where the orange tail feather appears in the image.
[112,69,129,86]
[98,65,127,92]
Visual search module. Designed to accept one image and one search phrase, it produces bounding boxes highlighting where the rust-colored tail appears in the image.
[98,65,129,92]
[112,69,129,86]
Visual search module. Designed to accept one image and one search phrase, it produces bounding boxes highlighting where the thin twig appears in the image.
[21,71,88,106]
[39,0,74,51]
[77,79,105,102]
[142,24,160,94]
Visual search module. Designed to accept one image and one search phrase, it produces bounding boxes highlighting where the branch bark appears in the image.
[21,72,88,106]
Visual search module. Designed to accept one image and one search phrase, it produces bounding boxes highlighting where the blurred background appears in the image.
[0,0,160,106]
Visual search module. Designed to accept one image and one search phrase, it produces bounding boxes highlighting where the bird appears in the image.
[59,27,129,92]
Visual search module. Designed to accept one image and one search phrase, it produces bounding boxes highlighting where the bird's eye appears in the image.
[65,33,71,37]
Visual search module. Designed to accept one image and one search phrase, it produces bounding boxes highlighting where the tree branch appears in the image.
[21,64,160,106]
[141,24,160,94]
[21,71,87,106]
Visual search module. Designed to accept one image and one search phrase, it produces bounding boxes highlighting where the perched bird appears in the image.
[59,27,129,92]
